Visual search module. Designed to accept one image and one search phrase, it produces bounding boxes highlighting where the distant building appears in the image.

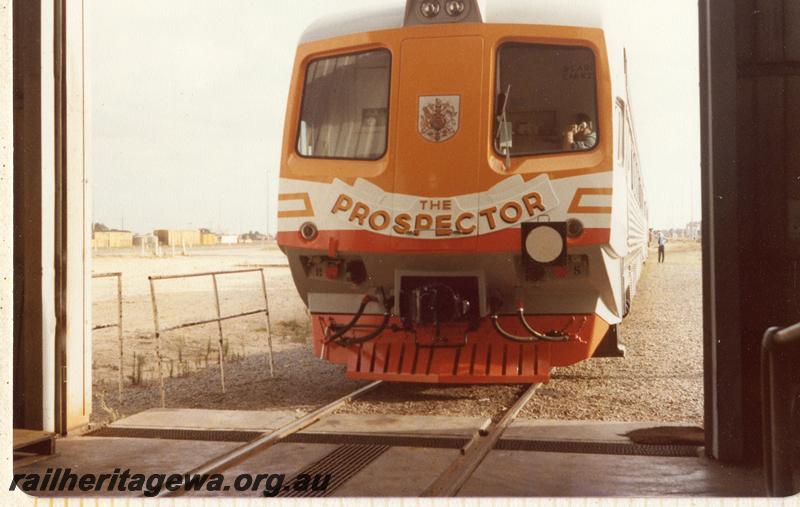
[220,234,238,245]
[92,230,133,249]
[153,229,201,247]
[239,231,267,243]
[201,232,220,246]
[133,234,157,248]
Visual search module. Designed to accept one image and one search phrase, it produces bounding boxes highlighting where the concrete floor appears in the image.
[460,450,762,497]
[109,407,302,431]
[13,436,239,498]
[12,410,768,498]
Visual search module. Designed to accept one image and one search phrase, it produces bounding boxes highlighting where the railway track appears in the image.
[156,381,542,498]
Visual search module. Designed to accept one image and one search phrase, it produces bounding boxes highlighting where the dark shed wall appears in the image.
[701,0,741,462]
[703,0,800,463]
[12,0,44,430]
[736,0,800,461]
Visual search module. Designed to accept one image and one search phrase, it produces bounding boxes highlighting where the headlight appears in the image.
[420,0,440,18]
[445,0,465,16]
[521,223,567,266]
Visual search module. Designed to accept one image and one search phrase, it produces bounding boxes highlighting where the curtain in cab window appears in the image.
[297,49,391,160]
[496,44,598,156]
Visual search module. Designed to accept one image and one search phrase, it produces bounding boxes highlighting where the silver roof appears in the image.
[299,0,606,43]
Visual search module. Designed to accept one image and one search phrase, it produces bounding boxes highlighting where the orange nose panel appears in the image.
[313,314,609,384]
[394,36,485,198]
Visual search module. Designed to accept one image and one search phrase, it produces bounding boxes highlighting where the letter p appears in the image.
[331,194,353,215]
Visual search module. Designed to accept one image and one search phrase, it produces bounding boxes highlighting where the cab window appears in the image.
[297,49,391,160]
[495,43,598,157]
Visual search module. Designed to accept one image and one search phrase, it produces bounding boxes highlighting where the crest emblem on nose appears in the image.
[418,95,460,142]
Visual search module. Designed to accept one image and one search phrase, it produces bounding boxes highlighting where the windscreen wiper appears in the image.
[495,84,512,171]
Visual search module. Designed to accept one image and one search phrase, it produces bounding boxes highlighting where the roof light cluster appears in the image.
[405,0,481,26]
[420,0,466,18]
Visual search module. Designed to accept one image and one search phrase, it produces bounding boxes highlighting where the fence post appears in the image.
[145,268,276,397]
[259,268,275,377]
[211,274,226,393]
[149,277,166,408]
[116,273,124,403]
[91,273,126,402]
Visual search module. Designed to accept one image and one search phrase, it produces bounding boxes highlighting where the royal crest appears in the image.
[418,95,460,143]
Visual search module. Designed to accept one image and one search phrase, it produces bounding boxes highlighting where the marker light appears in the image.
[566,219,584,238]
[299,222,318,241]
[325,261,340,280]
[525,225,564,264]
[445,0,465,16]
[420,0,440,18]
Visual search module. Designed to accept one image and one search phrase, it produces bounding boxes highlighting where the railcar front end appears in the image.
[277,0,644,383]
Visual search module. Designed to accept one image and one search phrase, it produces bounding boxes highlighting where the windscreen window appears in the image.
[297,49,391,160]
[495,43,598,157]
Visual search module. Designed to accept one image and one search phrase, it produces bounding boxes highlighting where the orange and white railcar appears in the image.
[277,0,648,383]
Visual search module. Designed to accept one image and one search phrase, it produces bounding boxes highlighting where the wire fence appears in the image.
[148,268,275,408]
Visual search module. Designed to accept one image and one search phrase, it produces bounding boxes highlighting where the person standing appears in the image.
[657,232,667,263]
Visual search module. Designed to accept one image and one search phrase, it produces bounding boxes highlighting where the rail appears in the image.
[157,381,383,498]
[762,322,800,497]
[421,383,542,496]
[91,272,124,402]
[148,268,275,407]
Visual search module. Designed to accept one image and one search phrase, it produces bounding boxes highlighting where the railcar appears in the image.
[277,0,648,383]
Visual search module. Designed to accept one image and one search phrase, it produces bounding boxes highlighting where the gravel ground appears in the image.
[520,241,704,424]
[92,241,703,427]
[92,343,367,425]
[335,383,529,423]
[93,348,526,426]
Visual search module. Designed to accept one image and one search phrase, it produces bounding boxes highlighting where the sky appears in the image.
[87,0,700,234]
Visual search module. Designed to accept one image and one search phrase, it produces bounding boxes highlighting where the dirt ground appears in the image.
[91,241,703,427]
[92,244,305,383]
[91,243,327,423]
